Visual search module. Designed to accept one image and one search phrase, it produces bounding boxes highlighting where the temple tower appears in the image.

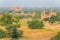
[40,10,47,20]
[49,9,56,17]
[32,10,36,17]
[15,6,22,12]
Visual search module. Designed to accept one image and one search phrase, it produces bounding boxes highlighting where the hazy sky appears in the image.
[0,0,60,8]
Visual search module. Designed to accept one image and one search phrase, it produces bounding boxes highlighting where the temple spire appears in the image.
[49,9,56,17]
[40,10,46,20]
[32,10,36,17]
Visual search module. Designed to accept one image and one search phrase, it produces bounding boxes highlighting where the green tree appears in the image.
[1,13,13,26]
[13,16,20,23]
[43,17,49,21]
[6,25,23,40]
[56,16,60,23]
[0,30,6,39]
[0,13,23,39]
[49,16,57,24]
[13,16,20,28]
[28,20,44,29]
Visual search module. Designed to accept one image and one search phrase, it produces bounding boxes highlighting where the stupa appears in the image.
[49,9,56,17]
[40,10,47,20]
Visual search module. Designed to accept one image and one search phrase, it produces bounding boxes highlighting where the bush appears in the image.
[28,20,44,29]
[56,17,60,23]
[43,17,49,21]
[51,31,60,40]
[1,13,13,26]
[6,25,23,39]
[49,16,57,24]
[13,16,20,23]
[10,28,23,40]
[0,30,6,39]
[16,30,23,38]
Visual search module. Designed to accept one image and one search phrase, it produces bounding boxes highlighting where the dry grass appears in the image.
[18,19,58,40]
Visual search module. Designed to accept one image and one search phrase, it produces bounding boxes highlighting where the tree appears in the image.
[49,16,57,24]
[43,17,49,21]
[0,30,6,39]
[28,20,44,29]
[11,27,19,40]
[0,13,23,39]
[1,13,13,26]
[6,25,23,40]
[13,16,20,28]
[56,16,60,23]
[13,16,20,23]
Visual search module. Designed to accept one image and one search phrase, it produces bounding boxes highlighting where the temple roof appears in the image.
[15,6,22,11]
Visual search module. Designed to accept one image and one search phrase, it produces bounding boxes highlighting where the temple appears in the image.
[10,7,56,20]
[40,9,56,20]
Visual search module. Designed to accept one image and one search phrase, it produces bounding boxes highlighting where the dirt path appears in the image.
[19,29,57,40]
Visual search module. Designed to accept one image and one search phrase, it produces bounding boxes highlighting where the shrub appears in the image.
[0,30,6,39]
[10,27,23,40]
[13,16,20,23]
[18,30,23,37]
[56,17,60,23]
[6,25,23,39]
[1,13,13,26]
[49,16,57,24]
[51,31,60,40]
[11,28,19,39]
[28,20,44,29]
[43,17,49,21]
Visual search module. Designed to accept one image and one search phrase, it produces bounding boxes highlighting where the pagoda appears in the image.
[15,6,22,12]
[40,10,47,20]
[49,9,56,17]
[31,10,36,17]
